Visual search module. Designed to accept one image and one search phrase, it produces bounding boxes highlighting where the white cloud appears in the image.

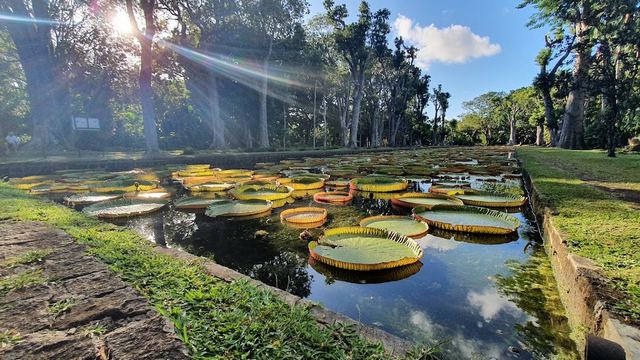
[467,287,521,322]
[393,15,502,69]
[409,310,436,336]
[420,234,459,252]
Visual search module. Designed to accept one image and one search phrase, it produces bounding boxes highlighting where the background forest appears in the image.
[0,0,639,156]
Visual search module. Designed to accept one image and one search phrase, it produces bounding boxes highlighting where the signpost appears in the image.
[72,117,100,130]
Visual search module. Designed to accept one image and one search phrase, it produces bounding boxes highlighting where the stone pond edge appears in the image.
[521,166,640,360]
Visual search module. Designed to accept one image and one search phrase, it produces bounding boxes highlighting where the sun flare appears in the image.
[111,11,132,35]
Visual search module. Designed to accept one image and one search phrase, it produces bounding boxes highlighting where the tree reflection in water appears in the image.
[249,252,312,297]
[495,244,578,359]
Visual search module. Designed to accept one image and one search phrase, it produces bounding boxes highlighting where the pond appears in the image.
[32,148,577,359]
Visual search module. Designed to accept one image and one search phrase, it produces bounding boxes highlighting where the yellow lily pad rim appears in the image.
[412,204,520,235]
[309,226,424,271]
[280,207,328,224]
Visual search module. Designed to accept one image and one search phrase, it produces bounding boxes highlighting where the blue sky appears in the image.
[308,0,548,118]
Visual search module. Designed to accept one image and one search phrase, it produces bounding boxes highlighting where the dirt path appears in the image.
[0,221,189,360]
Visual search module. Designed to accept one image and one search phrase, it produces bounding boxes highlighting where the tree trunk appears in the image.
[323,98,327,148]
[371,100,380,147]
[258,74,269,148]
[337,86,350,147]
[209,74,225,148]
[432,108,439,145]
[536,123,545,146]
[127,0,159,153]
[282,101,287,149]
[3,0,71,152]
[508,116,517,145]
[139,31,159,152]
[541,89,557,146]
[258,39,273,149]
[244,120,253,149]
[558,10,590,149]
[440,109,447,144]
[350,70,366,148]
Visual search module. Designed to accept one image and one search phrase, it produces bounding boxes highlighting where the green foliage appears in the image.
[47,298,77,318]
[0,249,53,268]
[0,330,21,347]
[0,269,47,297]
[80,324,107,338]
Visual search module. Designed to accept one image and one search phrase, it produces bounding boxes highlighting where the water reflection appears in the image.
[309,258,423,284]
[494,245,577,359]
[249,252,312,297]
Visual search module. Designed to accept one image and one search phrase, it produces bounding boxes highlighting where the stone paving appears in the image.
[0,221,189,360]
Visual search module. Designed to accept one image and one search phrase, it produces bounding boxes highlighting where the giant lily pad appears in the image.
[429,185,467,195]
[125,189,172,200]
[308,227,423,271]
[83,198,168,218]
[313,191,353,204]
[349,177,408,192]
[89,180,158,193]
[174,197,218,210]
[391,192,463,209]
[186,182,236,192]
[230,184,293,201]
[64,193,122,205]
[412,205,520,234]
[204,199,272,218]
[280,207,328,227]
[359,215,428,238]
[285,176,325,190]
[454,190,527,208]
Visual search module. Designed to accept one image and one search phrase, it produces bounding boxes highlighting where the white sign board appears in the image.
[72,116,100,130]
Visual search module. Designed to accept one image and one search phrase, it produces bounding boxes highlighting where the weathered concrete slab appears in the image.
[0,221,189,360]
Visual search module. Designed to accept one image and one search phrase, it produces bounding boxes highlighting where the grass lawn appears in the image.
[0,184,434,359]
[517,147,640,321]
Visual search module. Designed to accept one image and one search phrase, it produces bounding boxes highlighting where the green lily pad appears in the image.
[455,191,527,207]
[413,205,520,234]
[174,197,218,210]
[83,199,168,218]
[204,199,272,218]
[308,227,423,271]
[359,216,428,238]
[64,193,122,205]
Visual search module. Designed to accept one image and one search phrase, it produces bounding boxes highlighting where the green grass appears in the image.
[1,249,53,268]
[0,269,47,297]
[517,147,640,321]
[0,184,437,359]
[79,324,107,338]
[47,298,76,318]
[0,330,21,347]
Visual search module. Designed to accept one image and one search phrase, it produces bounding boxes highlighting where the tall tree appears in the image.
[162,0,237,149]
[592,0,640,157]
[245,0,306,148]
[533,32,575,146]
[325,0,389,148]
[431,84,442,145]
[0,0,71,151]
[126,0,160,152]
[437,89,451,144]
[521,0,596,149]
[503,87,537,145]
